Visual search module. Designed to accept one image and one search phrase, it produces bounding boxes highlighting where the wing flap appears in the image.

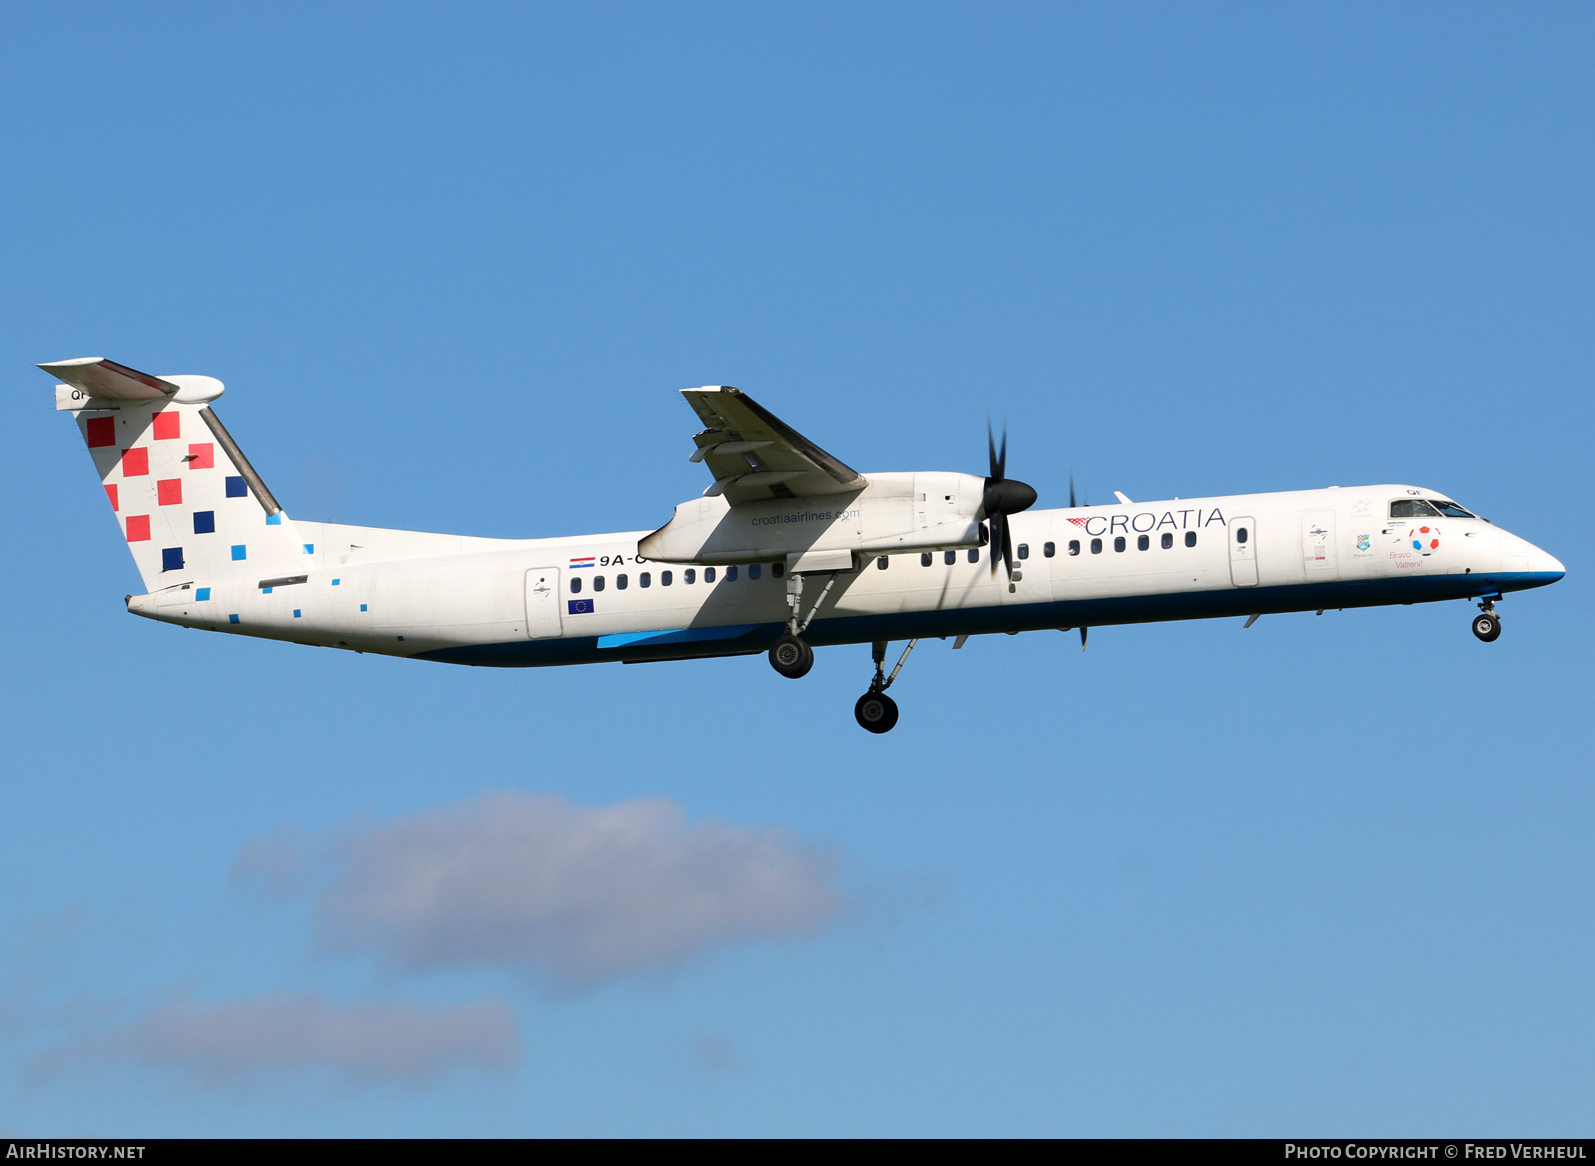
[682,386,863,505]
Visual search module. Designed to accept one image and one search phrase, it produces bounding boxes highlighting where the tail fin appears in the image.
[42,358,311,593]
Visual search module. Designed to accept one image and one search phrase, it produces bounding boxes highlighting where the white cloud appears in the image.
[314,791,841,986]
[34,993,519,1087]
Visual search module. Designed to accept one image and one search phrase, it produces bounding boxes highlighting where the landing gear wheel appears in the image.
[769,633,814,678]
[1472,613,1501,643]
[854,691,899,734]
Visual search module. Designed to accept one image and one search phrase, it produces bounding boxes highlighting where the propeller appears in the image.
[984,421,1038,579]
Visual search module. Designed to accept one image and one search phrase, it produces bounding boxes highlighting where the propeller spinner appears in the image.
[983,422,1038,580]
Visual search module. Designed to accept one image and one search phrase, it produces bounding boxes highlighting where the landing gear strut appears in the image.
[767,570,839,679]
[1472,597,1502,643]
[854,639,917,734]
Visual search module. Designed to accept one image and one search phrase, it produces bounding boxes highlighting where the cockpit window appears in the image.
[1389,499,1440,519]
[1430,499,1476,518]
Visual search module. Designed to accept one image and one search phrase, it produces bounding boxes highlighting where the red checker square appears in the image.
[187,443,214,470]
[152,411,181,440]
[120,447,149,476]
[105,484,119,512]
[85,417,117,448]
[126,515,150,542]
[157,478,182,506]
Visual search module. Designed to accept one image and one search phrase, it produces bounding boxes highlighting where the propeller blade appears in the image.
[988,512,1005,576]
[987,420,1001,481]
[1069,470,1077,509]
[1080,626,1088,651]
[1001,514,1015,579]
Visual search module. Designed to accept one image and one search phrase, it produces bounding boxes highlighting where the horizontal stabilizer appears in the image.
[39,357,178,402]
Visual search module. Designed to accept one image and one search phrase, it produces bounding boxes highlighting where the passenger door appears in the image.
[1229,517,1259,587]
[524,567,563,638]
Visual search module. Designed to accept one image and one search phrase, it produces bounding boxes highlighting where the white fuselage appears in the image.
[128,483,1564,668]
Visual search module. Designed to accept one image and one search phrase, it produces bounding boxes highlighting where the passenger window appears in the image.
[749,564,761,579]
[684,569,696,584]
[1137,534,1149,551]
[1390,499,1440,519]
[967,548,979,563]
[705,567,717,582]
[594,575,606,591]
[616,574,628,590]
[945,551,956,565]
[1068,540,1080,556]
[1017,544,1029,560]
[1185,531,1196,547]
[1431,499,1476,518]
[877,556,889,570]
[1161,533,1173,549]
[662,570,673,586]
[1044,542,1055,558]
[1090,538,1102,554]
[570,577,582,594]
[921,552,932,567]
[640,572,651,588]
[725,565,737,581]
[1114,536,1126,552]
[1236,528,1248,544]
[772,562,784,577]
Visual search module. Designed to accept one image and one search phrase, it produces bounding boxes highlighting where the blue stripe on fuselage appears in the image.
[413,570,1563,668]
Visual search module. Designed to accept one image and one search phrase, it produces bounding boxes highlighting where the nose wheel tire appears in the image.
[769,634,814,678]
[1472,613,1501,643]
[854,691,899,733]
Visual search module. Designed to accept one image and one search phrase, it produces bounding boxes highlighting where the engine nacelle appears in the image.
[638,471,988,565]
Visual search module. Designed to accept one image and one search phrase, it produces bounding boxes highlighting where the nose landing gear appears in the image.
[1472,597,1502,643]
[854,639,917,733]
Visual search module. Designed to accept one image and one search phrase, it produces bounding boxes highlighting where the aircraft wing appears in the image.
[681,386,865,505]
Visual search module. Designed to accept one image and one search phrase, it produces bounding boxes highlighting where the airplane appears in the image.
[40,356,1566,733]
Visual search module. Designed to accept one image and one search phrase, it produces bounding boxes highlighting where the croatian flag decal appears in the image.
[568,598,594,615]
[569,556,596,569]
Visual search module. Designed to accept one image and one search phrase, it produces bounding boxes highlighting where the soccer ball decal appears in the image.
[1408,524,1440,555]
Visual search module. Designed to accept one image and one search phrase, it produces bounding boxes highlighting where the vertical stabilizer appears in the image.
[41,358,310,593]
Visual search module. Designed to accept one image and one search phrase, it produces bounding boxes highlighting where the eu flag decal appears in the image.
[568,598,594,615]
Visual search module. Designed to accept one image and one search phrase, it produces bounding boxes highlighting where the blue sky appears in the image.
[2,1,1591,1136]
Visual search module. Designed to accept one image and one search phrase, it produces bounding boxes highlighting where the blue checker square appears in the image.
[161,547,184,572]
[303,544,314,554]
[228,614,240,624]
[332,578,340,586]
[195,588,210,601]
[292,609,301,618]
[568,598,594,615]
[266,513,282,525]
[360,603,368,612]
[192,510,215,534]
[262,587,273,594]
[231,545,246,561]
[225,476,247,498]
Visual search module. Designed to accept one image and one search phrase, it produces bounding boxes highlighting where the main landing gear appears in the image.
[769,633,813,678]
[768,569,839,680]
[1472,596,1502,643]
[767,571,918,732]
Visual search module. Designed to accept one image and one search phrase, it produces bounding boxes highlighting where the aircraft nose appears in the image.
[1531,546,1566,579]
